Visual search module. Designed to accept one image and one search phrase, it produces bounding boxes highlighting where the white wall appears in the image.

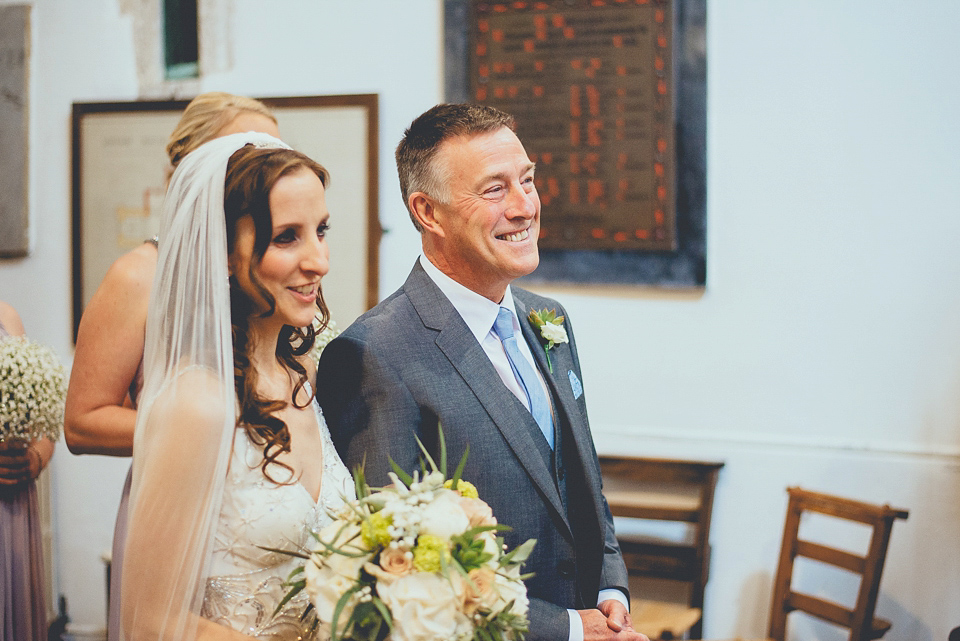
[1,0,957,639]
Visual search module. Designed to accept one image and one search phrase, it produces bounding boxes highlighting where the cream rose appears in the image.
[462,567,497,616]
[458,496,497,528]
[305,522,370,628]
[377,573,472,641]
[379,546,413,576]
[493,565,530,618]
[418,489,469,540]
[304,549,369,628]
[539,322,568,344]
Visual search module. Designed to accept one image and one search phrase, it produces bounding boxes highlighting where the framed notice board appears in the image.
[445,0,706,287]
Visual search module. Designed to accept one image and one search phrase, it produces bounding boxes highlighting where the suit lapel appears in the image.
[513,291,606,526]
[403,265,569,531]
[513,292,582,439]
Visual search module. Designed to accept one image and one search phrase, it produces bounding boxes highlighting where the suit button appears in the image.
[557,560,575,579]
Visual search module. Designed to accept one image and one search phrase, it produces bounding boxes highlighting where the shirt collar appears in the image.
[419,254,520,343]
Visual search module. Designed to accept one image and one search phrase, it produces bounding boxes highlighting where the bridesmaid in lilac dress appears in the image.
[0,300,55,641]
[63,93,281,641]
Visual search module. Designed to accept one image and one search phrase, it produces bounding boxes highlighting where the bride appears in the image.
[120,132,354,641]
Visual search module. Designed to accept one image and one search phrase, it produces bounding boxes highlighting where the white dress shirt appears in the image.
[418,256,629,641]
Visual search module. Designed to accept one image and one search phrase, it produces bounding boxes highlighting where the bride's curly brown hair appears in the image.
[223,144,331,484]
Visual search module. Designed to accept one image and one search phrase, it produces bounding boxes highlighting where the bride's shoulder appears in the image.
[149,367,230,435]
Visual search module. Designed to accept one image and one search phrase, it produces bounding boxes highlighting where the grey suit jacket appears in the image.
[317,262,629,641]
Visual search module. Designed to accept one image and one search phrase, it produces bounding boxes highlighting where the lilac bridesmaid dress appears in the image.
[0,320,47,641]
[108,344,145,641]
[108,469,131,641]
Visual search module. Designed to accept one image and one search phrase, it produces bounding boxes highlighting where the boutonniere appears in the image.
[528,308,569,373]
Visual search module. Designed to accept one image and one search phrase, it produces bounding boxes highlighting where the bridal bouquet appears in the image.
[281,439,535,641]
[0,335,67,443]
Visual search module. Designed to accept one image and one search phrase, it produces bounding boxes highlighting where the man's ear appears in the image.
[409,192,445,237]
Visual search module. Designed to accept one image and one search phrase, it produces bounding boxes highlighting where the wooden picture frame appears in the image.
[0,4,31,258]
[71,94,379,341]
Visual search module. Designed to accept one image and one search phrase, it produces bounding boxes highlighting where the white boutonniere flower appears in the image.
[527,308,568,373]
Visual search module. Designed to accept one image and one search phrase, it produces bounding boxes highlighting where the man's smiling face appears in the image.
[428,126,541,302]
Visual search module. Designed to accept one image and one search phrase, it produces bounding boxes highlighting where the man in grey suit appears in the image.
[318,103,646,641]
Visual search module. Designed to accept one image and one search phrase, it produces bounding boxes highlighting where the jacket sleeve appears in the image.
[561,305,631,600]
[316,330,424,487]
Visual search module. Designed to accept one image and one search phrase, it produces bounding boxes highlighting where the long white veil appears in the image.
[120,132,290,641]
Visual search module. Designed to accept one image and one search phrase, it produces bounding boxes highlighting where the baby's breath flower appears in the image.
[308,318,341,365]
[0,336,66,443]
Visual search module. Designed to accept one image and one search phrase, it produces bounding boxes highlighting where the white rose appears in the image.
[304,551,369,627]
[377,573,472,641]
[480,530,501,559]
[418,489,470,540]
[539,322,568,344]
[493,565,530,618]
[304,522,370,629]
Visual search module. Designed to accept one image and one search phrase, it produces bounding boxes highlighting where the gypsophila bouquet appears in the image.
[276,435,535,641]
[0,335,67,443]
[310,318,341,366]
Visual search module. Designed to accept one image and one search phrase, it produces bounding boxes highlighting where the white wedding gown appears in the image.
[200,397,355,640]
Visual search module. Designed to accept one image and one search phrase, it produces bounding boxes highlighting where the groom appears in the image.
[318,104,645,641]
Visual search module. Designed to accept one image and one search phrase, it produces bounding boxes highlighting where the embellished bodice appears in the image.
[201,397,354,640]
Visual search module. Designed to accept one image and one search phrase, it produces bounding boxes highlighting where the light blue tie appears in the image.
[494,307,554,449]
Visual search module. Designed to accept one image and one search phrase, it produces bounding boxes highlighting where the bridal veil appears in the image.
[120,132,290,641]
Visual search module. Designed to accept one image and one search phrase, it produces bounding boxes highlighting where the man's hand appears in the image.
[579,600,649,641]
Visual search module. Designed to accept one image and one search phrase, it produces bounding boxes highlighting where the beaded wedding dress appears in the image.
[201,395,355,640]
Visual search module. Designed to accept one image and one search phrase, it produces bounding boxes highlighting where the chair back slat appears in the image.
[786,592,853,628]
[795,539,866,573]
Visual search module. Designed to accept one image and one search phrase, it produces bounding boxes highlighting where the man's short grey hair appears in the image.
[395,103,516,232]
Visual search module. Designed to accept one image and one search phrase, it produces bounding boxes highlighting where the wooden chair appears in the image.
[765,487,909,641]
[599,456,725,639]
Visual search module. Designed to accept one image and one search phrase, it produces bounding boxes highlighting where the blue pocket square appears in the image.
[568,370,583,400]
